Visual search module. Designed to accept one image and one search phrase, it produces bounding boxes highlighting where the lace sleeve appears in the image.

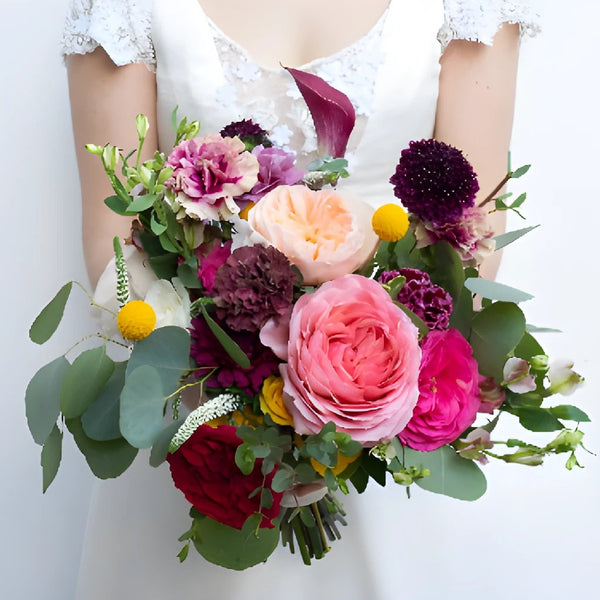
[438,0,540,51]
[60,0,155,69]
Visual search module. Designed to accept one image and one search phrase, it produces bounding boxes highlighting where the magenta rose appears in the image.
[280,274,421,446]
[399,329,480,451]
[167,424,282,529]
[166,133,259,221]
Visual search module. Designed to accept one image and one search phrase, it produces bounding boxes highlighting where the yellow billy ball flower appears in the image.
[238,202,256,221]
[117,300,156,341]
[259,375,294,426]
[371,203,410,242]
[311,449,362,477]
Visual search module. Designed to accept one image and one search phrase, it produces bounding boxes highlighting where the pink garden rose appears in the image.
[166,134,259,221]
[280,275,421,446]
[399,329,480,451]
[248,185,379,285]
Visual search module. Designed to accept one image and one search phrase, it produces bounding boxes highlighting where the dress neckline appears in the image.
[191,0,392,72]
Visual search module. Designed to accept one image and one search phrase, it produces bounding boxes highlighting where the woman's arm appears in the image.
[434,23,521,279]
[67,48,158,288]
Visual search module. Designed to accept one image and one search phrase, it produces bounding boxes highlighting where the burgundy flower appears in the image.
[195,240,232,293]
[390,139,479,224]
[212,245,296,332]
[220,119,272,149]
[377,270,402,285]
[190,316,280,394]
[242,146,306,202]
[167,424,282,529]
[395,268,453,331]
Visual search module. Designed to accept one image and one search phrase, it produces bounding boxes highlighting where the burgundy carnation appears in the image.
[220,119,272,149]
[167,424,282,529]
[390,139,479,224]
[212,245,296,332]
[395,268,453,331]
[190,316,280,394]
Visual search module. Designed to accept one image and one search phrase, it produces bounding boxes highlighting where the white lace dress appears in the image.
[62,1,538,598]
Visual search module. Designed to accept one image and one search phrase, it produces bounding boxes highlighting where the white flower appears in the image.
[144,278,191,329]
[548,359,584,396]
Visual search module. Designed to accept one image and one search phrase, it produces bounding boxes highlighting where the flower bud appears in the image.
[135,113,149,140]
[138,165,153,189]
[102,144,119,171]
[85,143,103,155]
[530,354,549,371]
[157,166,174,185]
[548,360,584,396]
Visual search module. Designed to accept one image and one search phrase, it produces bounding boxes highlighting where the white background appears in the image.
[0,1,598,598]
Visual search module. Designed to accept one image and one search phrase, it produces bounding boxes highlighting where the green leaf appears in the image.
[41,424,62,493]
[427,241,465,301]
[149,417,185,467]
[402,445,487,501]
[60,346,115,419]
[81,362,127,441]
[148,253,179,280]
[549,405,591,423]
[25,356,69,445]
[395,302,429,339]
[191,513,279,570]
[494,226,539,251]
[126,193,157,213]
[126,326,191,395]
[449,283,474,339]
[200,306,251,369]
[510,192,527,208]
[526,324,561,334]
[464,278,534,303]
[518,407,564,432]
[29,282,73,344]
[66,417,138,479]
[470,302,526,379]
[271,466,295,493]
[150,212,168,235]
[159,232,180,253]
[511,164,531,178]
[120,365,166,449]
[104,194,130,216]
[513,332,545,362]
[177,257,202,289]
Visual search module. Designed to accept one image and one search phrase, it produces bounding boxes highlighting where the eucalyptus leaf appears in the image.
[549,405,591,423]
[29,282,73,344]
[470,302,526,379]
[402,445,487,501]
[60,346,115,419]
[41,424,62,493]
[191,513,279,570]
[200,306,251,369]
[518,407,564,432]
[120,365,166,449]
[66,417,138,479]
[81,362,127,441]
[149,417,186,467]
[25,356,69,445]
[493,225,539,251]
[464,278,533,303]
[126,326,191,395]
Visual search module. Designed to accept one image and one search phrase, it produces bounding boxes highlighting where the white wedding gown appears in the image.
[62,1,538,598]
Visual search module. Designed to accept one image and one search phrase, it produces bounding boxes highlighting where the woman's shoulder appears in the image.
[439,0,540,50]
[61,0,155,67]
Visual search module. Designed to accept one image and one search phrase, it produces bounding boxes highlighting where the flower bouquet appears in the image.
[26,68,588,570]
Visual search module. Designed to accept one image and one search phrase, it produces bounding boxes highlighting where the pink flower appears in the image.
[477,376,506,414]
[248,185,378,285]
[399,329,480,451]
[502,357,537,394]
[280,275,421,447]
[195,240,232,292]
[166,134,259,221]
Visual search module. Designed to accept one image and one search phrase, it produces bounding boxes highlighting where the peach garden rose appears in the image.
[248,185,378,285]
[279,274,421,447]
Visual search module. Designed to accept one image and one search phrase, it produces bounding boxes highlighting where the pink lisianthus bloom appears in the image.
[413,206,495,266]
[399,329,480,451]
[166,134,259,221]
[195,240,232,293]
[278,275,421,447]
[248,185,379,285]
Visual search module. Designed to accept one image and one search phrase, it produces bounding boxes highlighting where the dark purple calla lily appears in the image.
[285,67,356,158]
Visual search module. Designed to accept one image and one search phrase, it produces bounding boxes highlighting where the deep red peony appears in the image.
[167,424,282,530]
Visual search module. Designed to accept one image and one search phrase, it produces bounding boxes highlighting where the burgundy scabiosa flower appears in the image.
[390,139,479,224]
[383,268,453,331]
[190,316,280,395]
[220,119,272,150]
[212,245,296,332]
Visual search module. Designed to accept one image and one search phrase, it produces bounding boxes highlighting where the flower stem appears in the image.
[479,172,512,208]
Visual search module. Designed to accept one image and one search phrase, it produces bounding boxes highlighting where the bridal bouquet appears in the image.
[27,69,588,570]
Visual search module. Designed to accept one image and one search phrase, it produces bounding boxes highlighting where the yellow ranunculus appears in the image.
[260,376,293,426]
[371,203,410,242]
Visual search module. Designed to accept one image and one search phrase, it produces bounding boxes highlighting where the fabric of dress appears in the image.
[61,1,538,598]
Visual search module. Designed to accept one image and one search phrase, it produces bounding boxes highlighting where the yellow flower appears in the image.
[238,201,256,220]
[371,203,410,242]
[311,449,362,476]
[259,376,294,426]
[117,300,156,341]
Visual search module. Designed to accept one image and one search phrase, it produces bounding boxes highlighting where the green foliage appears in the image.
[126,193,157,213]
[41,425,62,492]
[464,278,534,303]
[177,256,202,289]
[513,332,545,361]
[60,346,115,419]
[149,417,186,467]
[104,195,130,215]
[426,241,465,301]
[549,405,591,423]
[517,407,564,432]
[29,282,73,344]
[494,225,539,251]
[470,302,526,380]
[66,417,138,479]
[25,356,68,445]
